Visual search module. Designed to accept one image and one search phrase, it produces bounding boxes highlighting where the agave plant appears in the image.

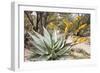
[28,27,72,61]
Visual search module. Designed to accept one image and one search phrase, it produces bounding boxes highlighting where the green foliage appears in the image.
[28,27,71,60]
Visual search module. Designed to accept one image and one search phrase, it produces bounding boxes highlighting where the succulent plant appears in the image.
[28,27,72,61]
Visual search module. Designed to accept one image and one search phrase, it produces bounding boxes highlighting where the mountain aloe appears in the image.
[28,27,72,61]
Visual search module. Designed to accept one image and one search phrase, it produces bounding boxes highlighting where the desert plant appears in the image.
[63,15,90,37]
[28,27,72,61]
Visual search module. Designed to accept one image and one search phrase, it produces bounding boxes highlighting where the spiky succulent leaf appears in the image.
[52,30,58,43]
[30,31,48,51]
[43,27,52,47]
[28,27,71,60]
[53,38,64,50]
[28,32,48,54]
[56,46,71,56]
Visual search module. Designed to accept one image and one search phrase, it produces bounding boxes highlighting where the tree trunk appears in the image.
[36,12,48,34]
